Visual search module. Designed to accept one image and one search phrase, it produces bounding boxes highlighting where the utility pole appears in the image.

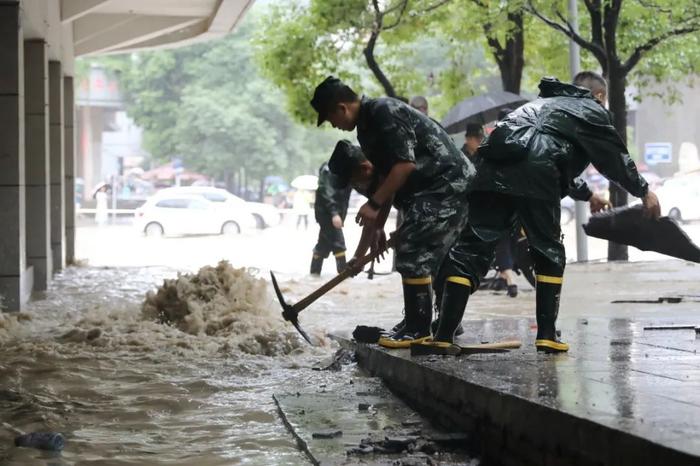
[569,0,588,262]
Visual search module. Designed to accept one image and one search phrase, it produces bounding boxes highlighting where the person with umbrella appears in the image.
[423,71,660,354]
[310,76,476,348]
[461,123,485,159]
[310,152,352,276]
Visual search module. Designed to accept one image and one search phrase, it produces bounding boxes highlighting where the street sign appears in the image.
[644,142,672,165]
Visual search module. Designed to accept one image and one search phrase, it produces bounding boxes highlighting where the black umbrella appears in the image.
[582,204,700,263]
[440,91,529,134]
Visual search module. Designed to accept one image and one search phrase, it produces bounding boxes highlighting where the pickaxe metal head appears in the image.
[269,271,313,345]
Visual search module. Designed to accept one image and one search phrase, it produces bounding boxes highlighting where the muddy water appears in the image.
[0,265,334,466]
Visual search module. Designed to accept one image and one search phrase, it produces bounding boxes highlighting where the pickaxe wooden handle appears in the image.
[270,235,396,345]
[294,236,395,312]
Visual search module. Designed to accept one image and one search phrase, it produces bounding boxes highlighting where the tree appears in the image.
[255,0,456,123]
[528,0,700,260]
[84,10,344,196]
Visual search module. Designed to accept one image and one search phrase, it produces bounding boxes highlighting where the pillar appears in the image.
[0,1,31,311]
[49,61,65,271]
[64,77,76,265]
[24,40,52,291]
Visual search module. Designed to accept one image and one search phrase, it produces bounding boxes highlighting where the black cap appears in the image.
[310,76,352,127]
[465,123,484,138]
[328,140,365,188]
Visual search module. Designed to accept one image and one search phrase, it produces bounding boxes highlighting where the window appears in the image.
[187,199,209,210]
[203,193,227,202]
[155,199,189,209]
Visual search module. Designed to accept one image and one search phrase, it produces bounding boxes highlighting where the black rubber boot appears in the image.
[310,254,323,276]
[430,319,464,336]
[379,280,432,349]
[334,252,347,273]
[534,277,569,353]
[431,281,464,336]
[391,317,405,333]
[433,279,471,343]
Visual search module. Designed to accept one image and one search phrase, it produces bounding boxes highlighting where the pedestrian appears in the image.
[293,189,311,230]
[95,184,109,226]
[311,76,476,348]
[461,123,484,159]
[425,72,659,354]
[310,156,352,276]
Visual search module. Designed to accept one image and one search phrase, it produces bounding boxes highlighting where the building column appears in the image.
[64,76,76,265]
[24,40,52,291]
[49,61,65,271]
[0,1,31,311]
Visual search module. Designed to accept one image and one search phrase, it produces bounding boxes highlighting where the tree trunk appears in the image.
[605,66,629,261]
[363,29,397,98]
[224,169,233,193]
[496,12,524,94]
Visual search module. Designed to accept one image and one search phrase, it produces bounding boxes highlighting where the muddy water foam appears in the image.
[0,264,331,465]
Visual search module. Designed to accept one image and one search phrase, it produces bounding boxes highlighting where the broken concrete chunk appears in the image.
[312,430,343,439]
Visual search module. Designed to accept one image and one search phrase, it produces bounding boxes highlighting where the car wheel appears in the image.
[252,214,266,229]
[145,222,164,237]
[221,221,241,235]
[668,208,682,223]
[560,207,573,225]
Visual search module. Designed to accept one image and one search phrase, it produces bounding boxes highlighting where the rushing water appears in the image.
[0,265,334,465]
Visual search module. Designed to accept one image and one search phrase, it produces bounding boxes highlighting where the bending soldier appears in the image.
[311,76,475,348]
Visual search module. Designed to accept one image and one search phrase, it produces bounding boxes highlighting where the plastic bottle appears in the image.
[14,432,65,451]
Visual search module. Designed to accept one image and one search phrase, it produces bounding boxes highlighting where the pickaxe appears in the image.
[270,236,395,345]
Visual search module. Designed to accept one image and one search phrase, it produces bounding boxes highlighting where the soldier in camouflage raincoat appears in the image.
[310,161,352,275]
[311,76,476,348]
[426,73,660,354]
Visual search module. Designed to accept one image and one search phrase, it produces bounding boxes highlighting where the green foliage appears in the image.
[79,9,345,189]
[529,0,700,102]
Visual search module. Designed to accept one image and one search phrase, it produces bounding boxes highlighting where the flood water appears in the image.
[0,265,333,466]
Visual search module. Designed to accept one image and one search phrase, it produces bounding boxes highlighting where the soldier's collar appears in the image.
[358,95,371,131]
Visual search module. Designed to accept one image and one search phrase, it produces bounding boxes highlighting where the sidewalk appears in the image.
[330,260,700,466]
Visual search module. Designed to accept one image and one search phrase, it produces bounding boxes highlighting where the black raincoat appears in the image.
[476,77,649,202]
[438,78,650,288]
[313,162,351,258]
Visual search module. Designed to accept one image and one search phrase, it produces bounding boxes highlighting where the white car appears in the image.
[654,174,700,223]
[134,194,252,236]
[155,186,280,228]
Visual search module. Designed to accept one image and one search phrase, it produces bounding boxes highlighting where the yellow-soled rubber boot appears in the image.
[378,277,432,349]
[409,338,461,356]
[378,335,430,349]
[534,273,569,353]
[535,339,569,353]
[433,276,472,343]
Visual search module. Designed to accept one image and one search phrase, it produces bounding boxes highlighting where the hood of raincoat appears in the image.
[538,77,593,99]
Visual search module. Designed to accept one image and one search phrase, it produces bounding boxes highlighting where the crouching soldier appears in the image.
[426,72,660,354]
[310,160,352,275]
[311,76,475,348]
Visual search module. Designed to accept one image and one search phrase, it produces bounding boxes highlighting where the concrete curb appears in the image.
[338,337,699,466]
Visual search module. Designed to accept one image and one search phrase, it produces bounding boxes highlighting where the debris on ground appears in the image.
[353,325,385,343]
[313,348,355,371]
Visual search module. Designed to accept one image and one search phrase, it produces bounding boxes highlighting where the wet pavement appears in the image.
[339,260,700,465]
[274,361,477,465]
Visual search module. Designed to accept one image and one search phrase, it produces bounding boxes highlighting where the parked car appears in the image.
[134,194,252,237]
[654,173,700,223]
[155,186,280,228]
